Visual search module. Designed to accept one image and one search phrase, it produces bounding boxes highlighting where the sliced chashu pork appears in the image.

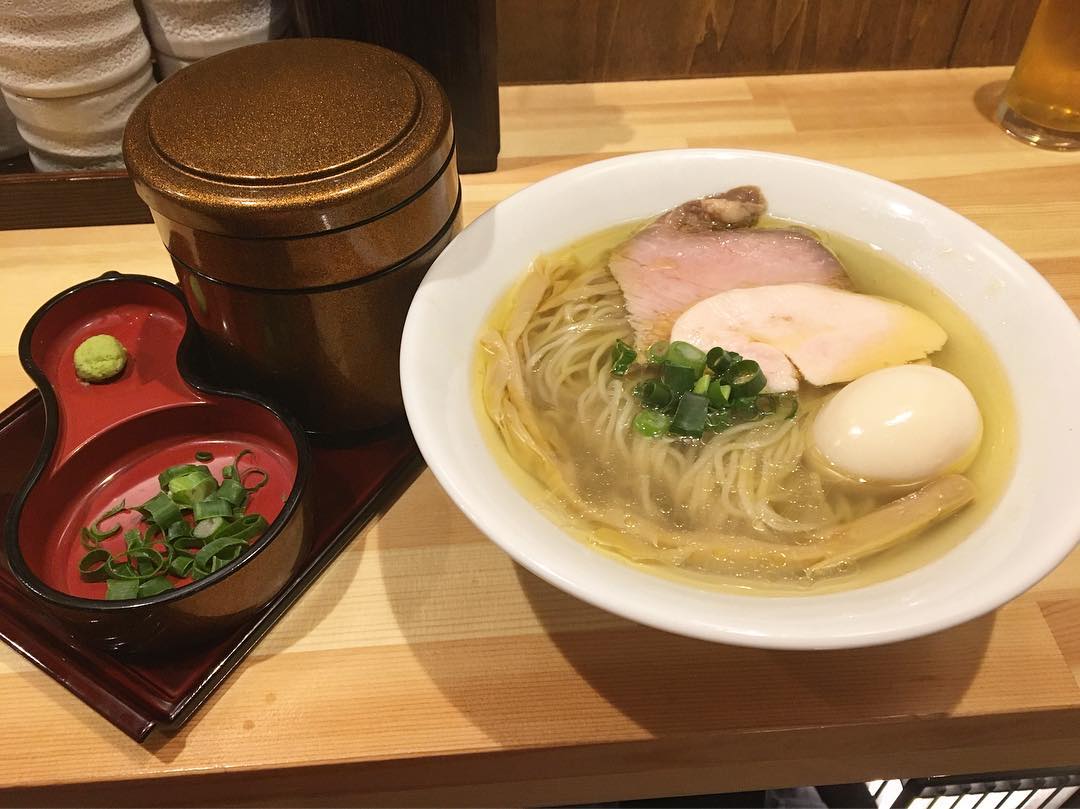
[609,187,849,347]
[671,283,947,388]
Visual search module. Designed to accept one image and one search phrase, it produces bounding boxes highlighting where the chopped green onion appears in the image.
[168,469,218,505]
[661,363,697,394]
[216,542,246,563]
[138,576,173,597]
[170,555,195,577]
[77,447,270,600]
[234,449,269,493]
[123,528,144,551]
[216,478,246,506]
[707,379,732,408]
[118,547,167,580]
[172,534,203,553]
[670,392,709,438]
[109,560,133,577]
[194,536,250,567]
[635,380,673,410]
[138,491,182,529]
[82,500,127,547]
[193,498,233,520]
[728,359,767,398]
[633,410,672,438]
[106,579,139,600]
[104,558,135,581]
[192,516,226,539]
[144,523,164,546]
[647,341,669,364]
[158,464,207,490]
[623,341,798,442]
[167,520,192,540]
[240,468,269,493]
[78,548,111,582]
[666,341,707,375]
[217,514,268,542]
[610,339,637,376]
[705,347,738,375]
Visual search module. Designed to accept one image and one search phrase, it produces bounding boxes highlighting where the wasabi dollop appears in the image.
[73,334,127,382]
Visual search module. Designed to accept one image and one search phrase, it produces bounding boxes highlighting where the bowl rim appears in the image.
[402,147,1080,649]
[4,272,312,613]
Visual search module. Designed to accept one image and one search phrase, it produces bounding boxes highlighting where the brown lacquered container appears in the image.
[123,39,460,435]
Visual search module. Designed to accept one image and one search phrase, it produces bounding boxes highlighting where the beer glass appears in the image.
[996,0,1080,150]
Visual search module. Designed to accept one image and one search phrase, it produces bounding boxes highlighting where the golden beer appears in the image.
[997,0,1080,149]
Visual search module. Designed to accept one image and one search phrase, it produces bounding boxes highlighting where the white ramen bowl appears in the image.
[400,149,1080,650]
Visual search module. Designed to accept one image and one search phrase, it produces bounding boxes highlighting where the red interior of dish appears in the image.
[17,279,299,598]
[27,279,195,464]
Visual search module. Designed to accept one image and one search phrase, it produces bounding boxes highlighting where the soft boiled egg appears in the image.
[810,364,982,489]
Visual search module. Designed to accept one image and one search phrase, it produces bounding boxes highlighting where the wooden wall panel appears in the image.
[0,171,151,230]
[497,0,1036,84]
[950,0,1040,67]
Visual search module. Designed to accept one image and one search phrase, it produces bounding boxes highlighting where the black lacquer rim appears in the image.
[4,272,313,614]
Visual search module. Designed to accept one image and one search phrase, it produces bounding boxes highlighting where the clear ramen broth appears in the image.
[475,209,1016,595]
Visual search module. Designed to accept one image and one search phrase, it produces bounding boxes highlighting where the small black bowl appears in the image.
[4,273,312,655]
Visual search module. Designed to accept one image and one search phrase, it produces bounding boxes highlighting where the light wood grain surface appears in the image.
[2,66,1080,808]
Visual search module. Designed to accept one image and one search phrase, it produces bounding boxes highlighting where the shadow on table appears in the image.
[136,524,372,763]
[973,80,1008,125]
[137,451,405,762]
[511,566,994,738]
[379,520,993,747]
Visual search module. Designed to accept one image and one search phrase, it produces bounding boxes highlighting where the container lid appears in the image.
[123,39,453,238]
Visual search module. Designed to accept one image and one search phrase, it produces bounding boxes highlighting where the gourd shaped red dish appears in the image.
[4,273,311,655]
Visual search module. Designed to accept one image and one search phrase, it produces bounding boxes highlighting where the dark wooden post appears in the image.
[292,0,501,174]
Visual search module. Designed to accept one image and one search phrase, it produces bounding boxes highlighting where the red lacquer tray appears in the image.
[0,390,421,741]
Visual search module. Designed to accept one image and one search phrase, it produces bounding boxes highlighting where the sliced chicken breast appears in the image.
[670,283,947,387]
[696,330,800,393]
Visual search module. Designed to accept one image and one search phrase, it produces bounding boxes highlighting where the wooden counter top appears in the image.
[2,66,1080,807]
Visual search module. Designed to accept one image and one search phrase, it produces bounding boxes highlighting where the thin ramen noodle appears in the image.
[476,199,1015,594]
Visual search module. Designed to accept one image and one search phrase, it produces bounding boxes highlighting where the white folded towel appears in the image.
[25,147,124,172]
[0,0,151,98]
[142,0,288,61]
[5,60,155,169]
